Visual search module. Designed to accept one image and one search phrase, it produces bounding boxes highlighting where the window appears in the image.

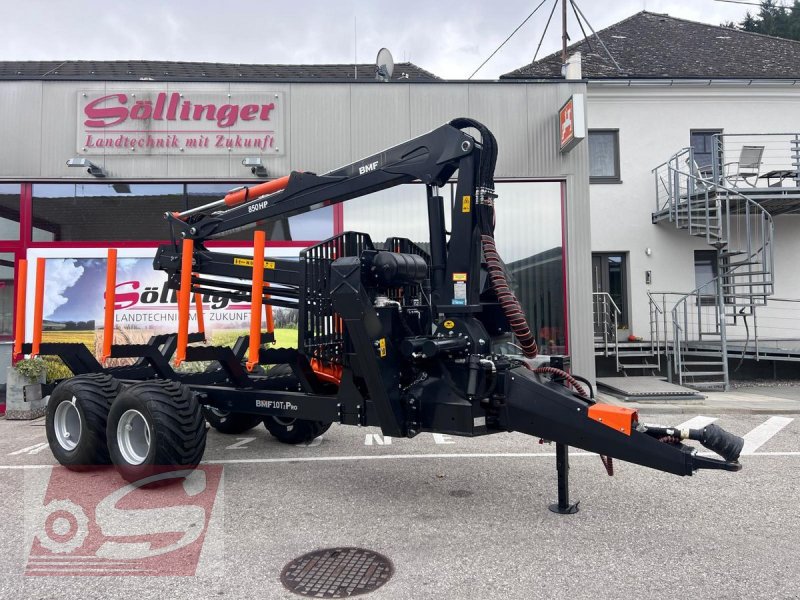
[694,249,718,305]
[0,184,21,240]
[187,184,333,242]
[588,130,620,183]
[32,183,184,242]
[690,130,723,179]
[343,181,567,354]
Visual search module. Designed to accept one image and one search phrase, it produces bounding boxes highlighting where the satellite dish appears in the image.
[375,48,394,82]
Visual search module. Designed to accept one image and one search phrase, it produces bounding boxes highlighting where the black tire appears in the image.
[46,374,122,470]
[201,362,264,434]
[106,380,206,483]
[201,406,263,434]
[262,364,332,445]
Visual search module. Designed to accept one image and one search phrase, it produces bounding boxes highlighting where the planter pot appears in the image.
[5,366,47,420]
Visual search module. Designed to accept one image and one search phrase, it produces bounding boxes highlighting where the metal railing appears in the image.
[711,133,800,192]
[592,292,620,372]
[650,148,776,389]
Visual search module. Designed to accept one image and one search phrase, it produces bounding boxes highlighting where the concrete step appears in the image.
[680,370,725,377]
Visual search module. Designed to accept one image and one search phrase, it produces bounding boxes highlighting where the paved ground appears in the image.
[0,409,798,600]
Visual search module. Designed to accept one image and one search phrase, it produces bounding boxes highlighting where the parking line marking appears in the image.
[741,417,794,455]
[675,416,717,431]
[1,451,800,470]
[225,437,256,450]
[8,442,49,456]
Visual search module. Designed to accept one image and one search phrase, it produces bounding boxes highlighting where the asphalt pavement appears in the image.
[0,410,798,600]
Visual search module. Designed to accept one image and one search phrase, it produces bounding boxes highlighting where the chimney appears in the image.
[564,52,582,80]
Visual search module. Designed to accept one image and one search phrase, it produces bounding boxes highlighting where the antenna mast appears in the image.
[561,0,568,63]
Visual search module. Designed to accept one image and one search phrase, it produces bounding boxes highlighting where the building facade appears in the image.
[504,11,800,388]
[0,63,596,384]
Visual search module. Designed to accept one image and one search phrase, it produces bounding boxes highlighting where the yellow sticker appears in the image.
[461,195,471,213]
[234,258,276,269]
[443,320,455,329]
[378,338,387,358]
[452,272,467,282]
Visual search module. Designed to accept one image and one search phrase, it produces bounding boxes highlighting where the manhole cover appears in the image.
[281,547,393,598]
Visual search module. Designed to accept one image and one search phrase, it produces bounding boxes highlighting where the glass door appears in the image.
[592,253,628,334]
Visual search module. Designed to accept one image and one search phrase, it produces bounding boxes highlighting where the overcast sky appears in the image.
[0,0,754,79]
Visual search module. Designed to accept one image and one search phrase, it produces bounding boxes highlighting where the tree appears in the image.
[729,1,800,41]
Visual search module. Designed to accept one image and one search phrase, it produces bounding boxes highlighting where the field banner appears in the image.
[25,247,300,365]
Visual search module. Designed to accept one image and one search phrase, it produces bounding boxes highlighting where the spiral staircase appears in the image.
[651,148,775,390]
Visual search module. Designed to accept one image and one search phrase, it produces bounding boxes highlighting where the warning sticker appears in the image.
[452,272,467,282]
[378,338,387,358]
[462,195,471,213]
[453,281,467,305]
[443,320,455,329]
[234,258,276,269]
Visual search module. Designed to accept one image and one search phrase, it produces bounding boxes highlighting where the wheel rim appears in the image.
[273,416,296,427]
[209,407,229,418]
[117,409,151,465]
[53,398,82,452]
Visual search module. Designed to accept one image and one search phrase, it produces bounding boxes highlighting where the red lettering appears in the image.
[84,94,129,128]
[240,104,258,121]
[259,103,275,120]
[216,105,238,128]
[130,100,153,120]
[113,280,140,310]
[192,104,216,121]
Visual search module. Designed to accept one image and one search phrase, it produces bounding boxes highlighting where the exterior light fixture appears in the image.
[66,157,106,177]
[242,157,268,178]
[645,247,652,256]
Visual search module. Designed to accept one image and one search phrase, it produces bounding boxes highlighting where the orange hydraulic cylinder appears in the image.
[247,230,266,371]
[13,259,28,359]
[31,258,45,357]
[174,238,194,367]
[223,175,290,207]
[101,249,118,363]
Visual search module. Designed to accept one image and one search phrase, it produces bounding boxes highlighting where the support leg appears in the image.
[548,443,579,515]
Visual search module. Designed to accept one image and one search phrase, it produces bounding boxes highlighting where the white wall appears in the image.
[587,83,800,338]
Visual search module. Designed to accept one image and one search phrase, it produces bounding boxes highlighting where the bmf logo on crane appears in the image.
[358,160,379,175]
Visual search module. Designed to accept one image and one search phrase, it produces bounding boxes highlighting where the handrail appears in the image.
[592,292,620,372]
[651,144,776,390]
[592,291,621,315]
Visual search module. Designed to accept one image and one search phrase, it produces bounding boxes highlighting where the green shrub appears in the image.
[14,357,47,382]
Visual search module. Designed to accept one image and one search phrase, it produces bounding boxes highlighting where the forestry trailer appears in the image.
[18,118,743,513]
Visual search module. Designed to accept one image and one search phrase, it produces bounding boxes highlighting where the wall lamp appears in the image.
[66,157,106,177]
[242,157,268,178]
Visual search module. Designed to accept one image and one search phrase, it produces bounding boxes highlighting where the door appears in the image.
[690,129,723,180]
[592,253,628,336]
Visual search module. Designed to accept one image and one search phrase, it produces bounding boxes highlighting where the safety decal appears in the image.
[378,338,387,358]
[234,258,276,269]
[461,195,471,213]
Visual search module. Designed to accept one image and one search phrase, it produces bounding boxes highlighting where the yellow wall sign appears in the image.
[461,195,471,213]
[443,320,455,329]
[378,338,387,358]
[234,257,276,269]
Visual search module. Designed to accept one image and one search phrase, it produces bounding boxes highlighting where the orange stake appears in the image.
[101,249,118,363]
[264,282,274,336]
[223,175,290,207]
[13,259,28,359]
[31,258,45,358]
[247,230,266,371]
[194,288,205,338]
[175,238,194,367]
